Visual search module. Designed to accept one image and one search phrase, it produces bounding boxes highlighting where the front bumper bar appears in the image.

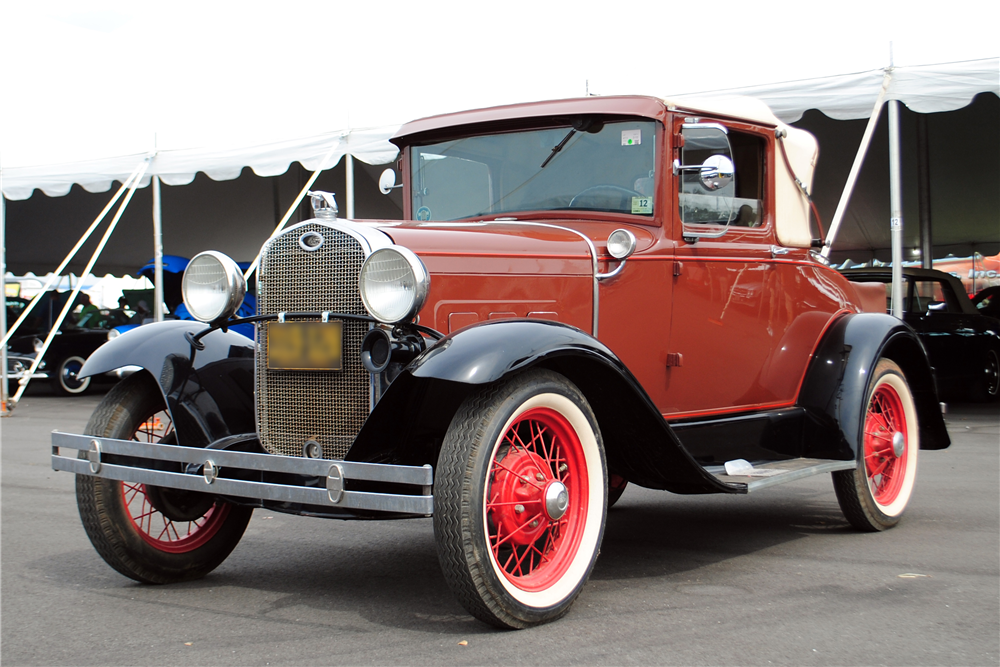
[51,431,433,515]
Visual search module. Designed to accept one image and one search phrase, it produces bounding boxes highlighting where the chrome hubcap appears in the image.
[544,481,569,520]
[892,431,906,458]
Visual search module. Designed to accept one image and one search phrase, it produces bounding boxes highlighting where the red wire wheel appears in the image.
[435,370,607,628]
[121,410,230,554]
[863,382,909,506]
[485,406,589,592]
[76,372,253,584]
[122,483,231,554]
[833,359,919,531]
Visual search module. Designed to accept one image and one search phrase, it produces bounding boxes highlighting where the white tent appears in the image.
[1,0,998,407]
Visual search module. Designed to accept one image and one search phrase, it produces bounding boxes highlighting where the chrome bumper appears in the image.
[51,431,433,515]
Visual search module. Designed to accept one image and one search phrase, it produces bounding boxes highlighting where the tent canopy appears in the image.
[1,1,997,273]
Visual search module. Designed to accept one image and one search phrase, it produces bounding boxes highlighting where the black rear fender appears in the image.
[797,313,950,461]
[348,319,734,494]
[80,320,256,447]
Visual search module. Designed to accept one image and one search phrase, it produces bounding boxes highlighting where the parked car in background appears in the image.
[840,267,1000,402]
[112,255,256,339]
[5,293,128,395]
[971,286,1000,320]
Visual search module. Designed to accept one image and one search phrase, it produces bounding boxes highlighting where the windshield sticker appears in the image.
[621,129,641,146]
[416,206,432,221]
[631,197,653,215]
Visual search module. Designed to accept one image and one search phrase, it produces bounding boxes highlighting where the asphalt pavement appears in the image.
[2,385,998,666]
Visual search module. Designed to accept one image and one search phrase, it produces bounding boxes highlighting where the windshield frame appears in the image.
[403,116,663,226]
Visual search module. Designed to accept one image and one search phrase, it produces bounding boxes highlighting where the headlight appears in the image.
[607,229,637,260]
[359,247,430,324]
[107,328,121,341]
[181,251,246,323]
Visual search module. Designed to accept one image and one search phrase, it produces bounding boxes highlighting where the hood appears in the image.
[373,221,598,276]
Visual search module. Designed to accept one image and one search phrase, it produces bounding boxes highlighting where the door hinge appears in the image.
[666,353,683,367]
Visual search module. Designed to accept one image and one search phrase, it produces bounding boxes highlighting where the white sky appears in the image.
[1,0,997,167]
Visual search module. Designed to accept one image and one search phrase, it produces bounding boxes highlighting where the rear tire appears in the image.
[434,369,607,628]
[976,348,1000,402]
[833,359,919,531]
[76,373,252,583]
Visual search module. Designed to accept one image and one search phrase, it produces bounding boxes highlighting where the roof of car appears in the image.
[394,95,795,140]
[840,267,980,315]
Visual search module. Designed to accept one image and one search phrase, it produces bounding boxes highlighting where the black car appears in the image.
[841,267,1000,402]
[5,294,126,396]
[972,286,1000,320]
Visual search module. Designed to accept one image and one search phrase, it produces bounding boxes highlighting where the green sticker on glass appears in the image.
[631,196,653,214]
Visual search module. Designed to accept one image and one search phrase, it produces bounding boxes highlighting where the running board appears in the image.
[704,458,856,493]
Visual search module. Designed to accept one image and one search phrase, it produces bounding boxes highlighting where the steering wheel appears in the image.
[569,185,643,210]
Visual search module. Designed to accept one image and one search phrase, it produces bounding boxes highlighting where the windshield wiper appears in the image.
[540,129,576,169]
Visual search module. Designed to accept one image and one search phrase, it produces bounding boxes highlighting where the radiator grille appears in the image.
[255,223,370,460]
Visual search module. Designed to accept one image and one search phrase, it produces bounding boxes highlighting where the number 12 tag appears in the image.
[631,197,652,214]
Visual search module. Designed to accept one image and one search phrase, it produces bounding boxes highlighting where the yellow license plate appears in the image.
[267,321,343,371]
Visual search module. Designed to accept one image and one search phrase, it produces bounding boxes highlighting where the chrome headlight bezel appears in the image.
[181,251,247,323]
[358,246,430,324]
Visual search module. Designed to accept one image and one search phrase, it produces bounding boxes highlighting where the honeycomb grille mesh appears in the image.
[255,223,369,460]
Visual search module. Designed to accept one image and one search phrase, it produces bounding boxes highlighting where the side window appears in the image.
[677,125,766,238]
[912,280,960,313]
[677,124,735,232]
[727,132,765,228]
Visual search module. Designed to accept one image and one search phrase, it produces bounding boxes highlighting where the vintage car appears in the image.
[840,267,1000,402]
[6,294,128,395]
[52,95,950,629]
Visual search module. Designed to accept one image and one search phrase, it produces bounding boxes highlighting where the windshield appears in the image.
[410,119,658,221]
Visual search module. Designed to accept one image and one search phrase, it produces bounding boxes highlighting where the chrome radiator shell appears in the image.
[254,220,392,460]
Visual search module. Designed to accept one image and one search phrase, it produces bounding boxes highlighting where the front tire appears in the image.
[434,369,607,628]
[76,373,252,583]
[833,359,919,531]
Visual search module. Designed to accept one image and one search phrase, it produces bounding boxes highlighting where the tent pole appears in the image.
[821,71,893,259]
[916,115,933,270]
[346,153,355,219]
[1,186,8,414]
[888,100,905,319]
[152,175,164,322]
[11,160,149,404]
[1,162,145,346]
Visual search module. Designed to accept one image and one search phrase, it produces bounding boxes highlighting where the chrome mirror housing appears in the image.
[699,154,734,191]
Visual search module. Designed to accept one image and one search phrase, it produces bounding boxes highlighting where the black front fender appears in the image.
[349,319,736,494]
[81,320,256,447]
[798,313,950,461]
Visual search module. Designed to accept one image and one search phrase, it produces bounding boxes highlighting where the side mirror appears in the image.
[927,301,947,313]
[379,168,401,195]
[699,155,734,191]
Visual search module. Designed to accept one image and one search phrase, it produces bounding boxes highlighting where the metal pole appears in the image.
[916,115,933,270]
[1,185,8,413]
[345,153,355,219]
[822,71,893,258]
[888,100,905,319]
[152,175,164,322]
